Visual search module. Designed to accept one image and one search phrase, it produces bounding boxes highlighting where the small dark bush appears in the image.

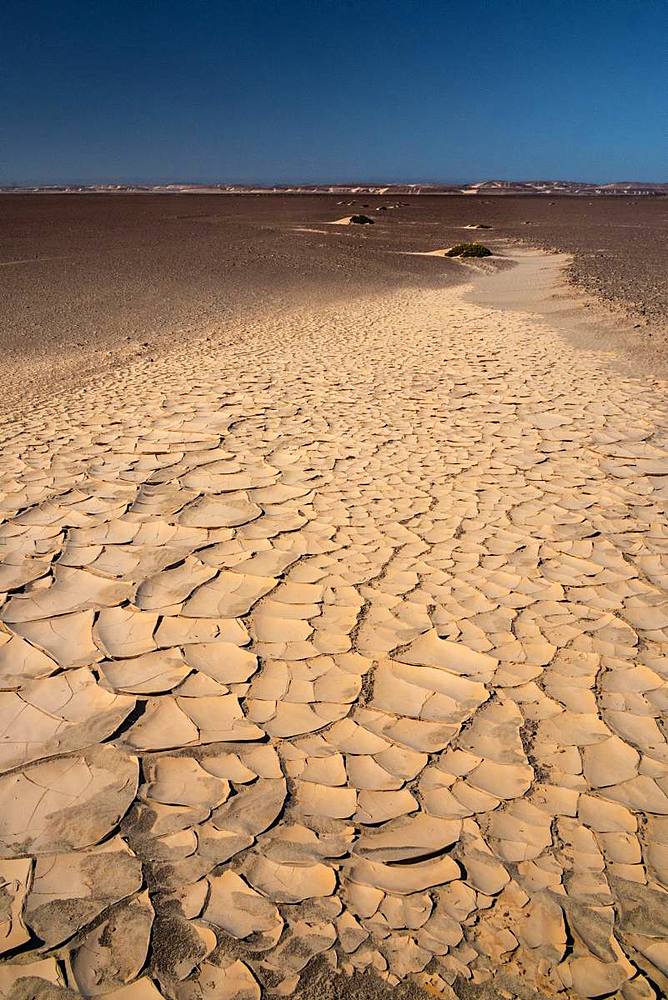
[350,214,375,225]
[445,242,492,258]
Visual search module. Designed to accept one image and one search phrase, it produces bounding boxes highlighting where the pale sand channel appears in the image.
[1,255,667,1000]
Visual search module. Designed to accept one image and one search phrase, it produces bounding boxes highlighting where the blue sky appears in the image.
[1,0,666,184]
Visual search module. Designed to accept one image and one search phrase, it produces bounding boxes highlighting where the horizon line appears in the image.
[1,176,667,190]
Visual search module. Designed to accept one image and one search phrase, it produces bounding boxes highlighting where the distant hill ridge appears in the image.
[2,179,666,195]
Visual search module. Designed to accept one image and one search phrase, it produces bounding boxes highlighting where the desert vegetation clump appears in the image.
[445,242,492,258]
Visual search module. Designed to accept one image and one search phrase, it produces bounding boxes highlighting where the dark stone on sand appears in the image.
[350,214,375,225]
[445,242,492,258]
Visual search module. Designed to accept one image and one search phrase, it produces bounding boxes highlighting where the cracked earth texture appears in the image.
[1,276,667,1000]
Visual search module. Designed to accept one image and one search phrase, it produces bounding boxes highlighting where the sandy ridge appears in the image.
[1,276,667,999]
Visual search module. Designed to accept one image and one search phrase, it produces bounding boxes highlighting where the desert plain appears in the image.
[0,194,667,1000]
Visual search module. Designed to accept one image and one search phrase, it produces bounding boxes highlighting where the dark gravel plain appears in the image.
[0,193,665,406]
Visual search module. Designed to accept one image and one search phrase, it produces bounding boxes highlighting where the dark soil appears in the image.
[0,193,665,404]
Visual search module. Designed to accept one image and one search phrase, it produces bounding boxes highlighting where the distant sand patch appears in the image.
[326,215,375,226]
[399,248,478,258]
[403,248,454,257]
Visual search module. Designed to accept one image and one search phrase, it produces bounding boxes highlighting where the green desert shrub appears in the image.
[445,242,492,258]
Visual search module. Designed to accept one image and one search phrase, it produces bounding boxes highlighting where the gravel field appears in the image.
[0,193,665,407]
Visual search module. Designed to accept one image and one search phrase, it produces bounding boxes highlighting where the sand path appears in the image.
[1,263,667,1000]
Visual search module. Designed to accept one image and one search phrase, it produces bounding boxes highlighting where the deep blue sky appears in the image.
[1,0,666,185]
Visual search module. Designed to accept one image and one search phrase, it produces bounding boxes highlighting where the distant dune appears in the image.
[2,179,667,196]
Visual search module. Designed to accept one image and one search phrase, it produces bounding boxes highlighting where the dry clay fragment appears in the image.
[264,918,337,973]
[96,980,165,1000]
[155,616,249,648]
[461,845,510,895]
[344,753,404,791]
[567,952,635,997]
[466,759,533,800]
[371,658,489,724]
[131,695,259,754]
[0,959,66,997]
[263,823,352,865]
[179,494,263,528]
[99,649,191,694]
[197,823,254,865]
[124,698,199,751]
[11,610,101,669]
[151,914,216,982]
[135,557,217,611]
[71,891,154,996]
[182,570,277,618]
[24,835,143,947]
[143,756,230,809]
[0,668,136,772]
[611,877,668,938]
[175,960,261,1000]
[348,855,460,895]
[205,871,283,946]
[244,855,336,903]
[0,744,139,856]
[0,858,32,953]
[94,605,159,658]
[381,892,432,930]
[183,642,258,684]
[0,634,59,688]
[175,673,230,697]
[259,701,349,739]
[325,717,392,755]
[296,780,357,819]
[356,814,462,862]
[583,736,640,788]
[337,910,370,953]
[519,894,567,962]
[197,776,286,864]
[395,630,498,682]
[176,695,265,742]
[211,777,287,837]
[356,788,418,824]
[356,707,456,754]
[202,747,271,782]
[1,566,132,623]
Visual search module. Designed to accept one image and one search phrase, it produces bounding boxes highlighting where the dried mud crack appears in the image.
[1,277,667,1000]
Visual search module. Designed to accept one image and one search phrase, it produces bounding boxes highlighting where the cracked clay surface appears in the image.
[1,278,667,999]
